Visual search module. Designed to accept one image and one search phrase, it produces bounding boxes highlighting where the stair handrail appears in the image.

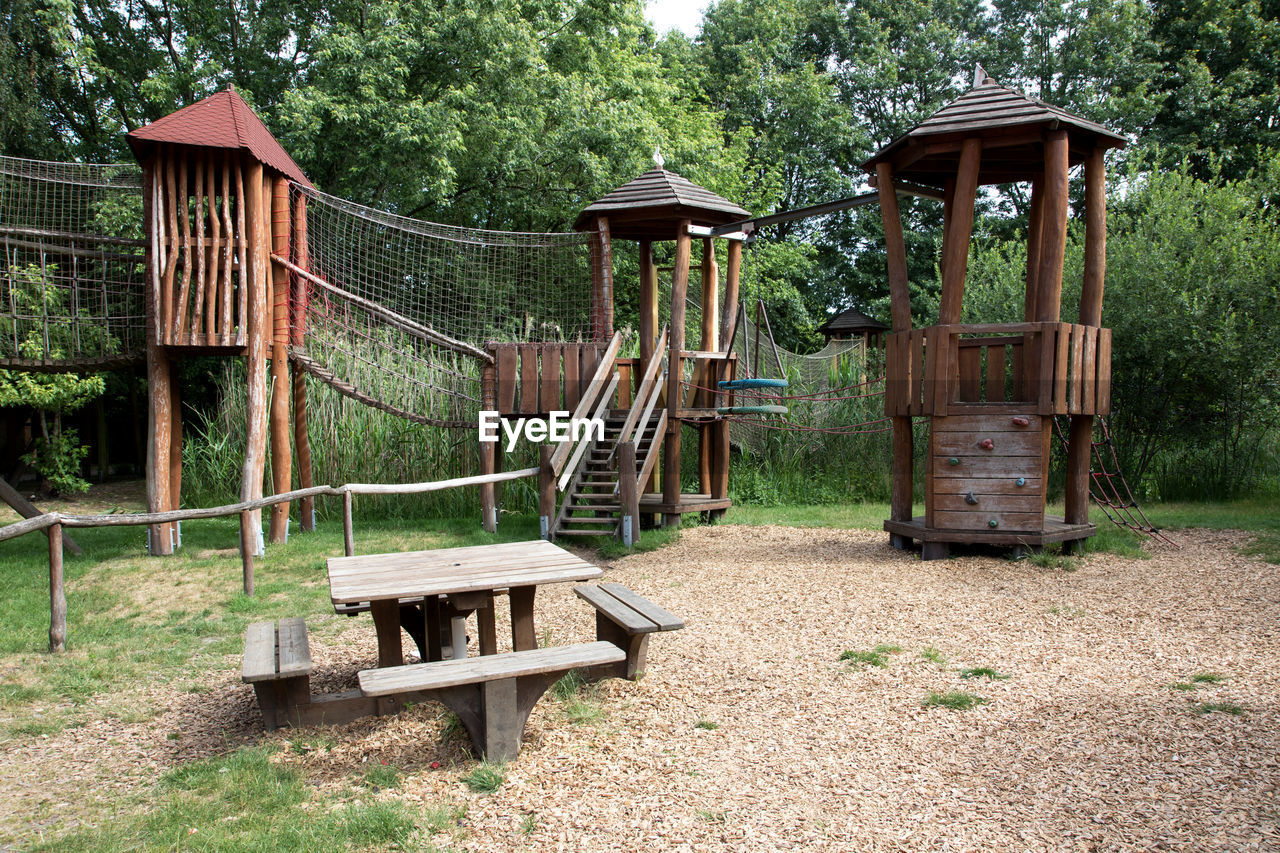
[558,373,620,492]
[549,331,623,477]
[608,326,668,464]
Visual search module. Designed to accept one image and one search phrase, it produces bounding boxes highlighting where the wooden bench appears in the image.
[242,618,313,729]
[574,583,684,681]
[359,641,624,761]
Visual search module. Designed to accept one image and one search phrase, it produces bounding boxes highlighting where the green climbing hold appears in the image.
[948,457,960,466]
[1016,477,1026,487]
[988,519,999,528]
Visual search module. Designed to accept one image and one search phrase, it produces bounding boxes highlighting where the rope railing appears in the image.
[1,467,540,654]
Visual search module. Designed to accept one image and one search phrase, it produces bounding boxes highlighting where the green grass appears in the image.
[922,690,988,710]
[519,812,537,835]
[1194,702,1246,716]
[551,669,606,725]
[1190,672,1226,684]
[694,719,719,730]
[958,666,1010,680]
[362,762,402,790]
[839,643,902,668]
[593,525,682,559]
[919,646,947,666]
[1169,682,1196,692]
[32,745,420,852]
[463,762,506,793]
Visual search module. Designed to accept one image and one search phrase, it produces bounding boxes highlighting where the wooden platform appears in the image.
[884,515,1095,547]
[639,493,732,514]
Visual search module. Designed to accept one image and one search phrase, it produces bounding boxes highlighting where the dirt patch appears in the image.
[2,526,1278,850]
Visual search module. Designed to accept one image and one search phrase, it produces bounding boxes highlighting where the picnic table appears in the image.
[326,539,603,668]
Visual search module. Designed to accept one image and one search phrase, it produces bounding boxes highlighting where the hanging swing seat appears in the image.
[718,378,789,390]
[717,405,788,416]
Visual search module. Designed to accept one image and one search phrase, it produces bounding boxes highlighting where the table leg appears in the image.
[450,617,468,660]
[370,599,403,668]
[424,595,443,662]
[477,591,498,656]
[510,586,537,652]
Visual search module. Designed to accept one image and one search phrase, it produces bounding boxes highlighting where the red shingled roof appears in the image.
[127,87,312,188]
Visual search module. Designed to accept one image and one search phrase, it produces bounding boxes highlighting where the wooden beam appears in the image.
[663,221,692,528]
[48,522,65,652]
[268,177,292,544]
[290,192,314,531]
[938,137,982,325]
[876,162,912,333]
[721,240,741,350]
[638,241,656,372]
[1035,130,1070,323]
[1024,172,1045,322]
[1079,146,1107,327]
[0,476,81,555]
[145,156,174,555]
[240,157,269,589]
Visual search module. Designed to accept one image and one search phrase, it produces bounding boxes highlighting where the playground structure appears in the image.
[866,69,1124,558]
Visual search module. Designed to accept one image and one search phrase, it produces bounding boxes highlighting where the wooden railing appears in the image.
[490,337,618,415]
[0,468,540,654]
[611,327,668,464]
[885,322,1111,417]
[548,331,623,481]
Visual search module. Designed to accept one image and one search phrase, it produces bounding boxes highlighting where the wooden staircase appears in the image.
[552,413,663,539]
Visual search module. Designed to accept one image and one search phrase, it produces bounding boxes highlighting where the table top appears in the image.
[327,539,603,604]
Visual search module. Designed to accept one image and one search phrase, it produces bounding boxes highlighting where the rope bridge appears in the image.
[288,183,601,428]
[0,155,146,370]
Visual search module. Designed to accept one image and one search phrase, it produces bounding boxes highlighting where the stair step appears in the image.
[557,528,616,537]
[573,494,619,502]
[560,515,617,524]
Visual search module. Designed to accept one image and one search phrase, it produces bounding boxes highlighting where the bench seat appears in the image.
[574,583,684,680]
[242,618,313,728]
[359,641,624,761]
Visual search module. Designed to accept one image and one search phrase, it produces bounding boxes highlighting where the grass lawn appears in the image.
[0,487,1275,848]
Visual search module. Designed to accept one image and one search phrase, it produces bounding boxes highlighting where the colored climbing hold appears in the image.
[988,519,999,528]
[1016,477,1026,487]
[1011,416,1030,427]
[979,438,995,450]
[964,492,978,505]
[948,457,960,466]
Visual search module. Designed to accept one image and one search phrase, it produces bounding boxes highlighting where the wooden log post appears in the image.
[343,490,355,557]
[590,216,615,341]
[618,441,639,547]
[698,238,719,494]
[168,363,182,547]
[239,158,270,589]
[720,241,741,352]
[268,177,292,544]
[638,240,660,509]
[662,221,692,528]
[876,163,914,534]
[538,444,555,540]
[479,359,498,533]
[145,154,175,556]
[290,192,315,531]
[0,477,81,555]
[939,138,982,325]
[1065,146,1108,527]
[48,522,66,653]
[1036,131,1070,325]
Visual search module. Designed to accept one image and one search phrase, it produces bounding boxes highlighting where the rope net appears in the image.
[0,155,146,370]
[291,184,600,427]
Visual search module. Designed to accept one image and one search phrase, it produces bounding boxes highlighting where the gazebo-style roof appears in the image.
[863,73,1127,186]
[575,168,749,240]
[816,307,888,340]
[127,86,312,188]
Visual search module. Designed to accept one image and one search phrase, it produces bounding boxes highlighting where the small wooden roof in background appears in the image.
[817,307,889,338]
[575,168,750,240]
[127,87,313,188]
[863,71,1126,186]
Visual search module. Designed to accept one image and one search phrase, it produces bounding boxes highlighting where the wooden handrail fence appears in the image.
[0,467,539,654]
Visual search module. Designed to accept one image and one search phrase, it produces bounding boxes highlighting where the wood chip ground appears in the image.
[2,525,1277,850]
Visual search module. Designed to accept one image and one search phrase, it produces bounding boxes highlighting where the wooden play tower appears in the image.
[127,87,315,558]
[866,70,1126,559]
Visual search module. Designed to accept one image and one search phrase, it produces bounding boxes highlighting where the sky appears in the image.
[644,0,709,37]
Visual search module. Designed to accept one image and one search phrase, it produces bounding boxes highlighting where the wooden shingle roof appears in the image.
[817,307,888,337]
[575,168,749,240]
[127,87,312,188]
[864,76,1126,186]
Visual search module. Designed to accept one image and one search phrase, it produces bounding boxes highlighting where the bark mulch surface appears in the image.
[3,525,1277,851]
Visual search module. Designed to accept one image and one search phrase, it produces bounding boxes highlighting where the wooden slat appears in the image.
[600,582,683,631]
[1096,328,1112,414]
[575,585,657,634]
[932,493,1042,513]
[562,345,580,411]
[1069,324,1086,414]
[276,616,312,676]
[242,621,278,682]
[1053,324,1071,413]
[1011,340,1025,401]
[540,345,561,412]
[932,456,1043,479]
[358,641,624,696]
[519,346,539,413]
[958,345,981,402]
[617,361,633,408]
[933,477,1042,496]
[932,415,1040,432]
[909,329,925,416]
[219,150,233,345]
[174,157,192,342]
[933,431,1042,456]
[579,346,600,398]
[985,344,1006,402]
[1037,326,1056,414]
[496,346,517,413]
[884,332,901,414]
[204,152,218,345]
[192,157,206,340]
[1081,325,1097,416]
[933,510,1043,532]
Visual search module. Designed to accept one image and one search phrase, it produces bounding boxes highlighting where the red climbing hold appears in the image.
[979,438,995,450]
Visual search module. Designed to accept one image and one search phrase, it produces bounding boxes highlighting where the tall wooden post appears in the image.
[876,163,914,533]
[479,360,498,532]
[1035,130,1070,324]
[618,441,639,546]
[538,444,555,540]
[240,158,269,588]
[145,155,174,555]
[168,364,182,546]
[639,240,660,505]
[698,239,719,493]
[939,138,982,325]
[663,221,692,527]
[268,177,292,543]
[590,216,614,340]
[290,192,315,531]
[720,240,741,351]
[1023,172,1045,321]
[48,522,66,653]
[1066,146,1108,526]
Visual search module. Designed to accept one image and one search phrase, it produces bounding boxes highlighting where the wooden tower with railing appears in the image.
[865,69,1126,559]
[126,87,314,564]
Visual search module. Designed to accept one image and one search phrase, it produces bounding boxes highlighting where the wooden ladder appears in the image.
[551,410,663,539]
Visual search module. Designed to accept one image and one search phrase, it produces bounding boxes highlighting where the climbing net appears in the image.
[290,184,600,427]
[0,155,146,370]
[1053,415,1176,544]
